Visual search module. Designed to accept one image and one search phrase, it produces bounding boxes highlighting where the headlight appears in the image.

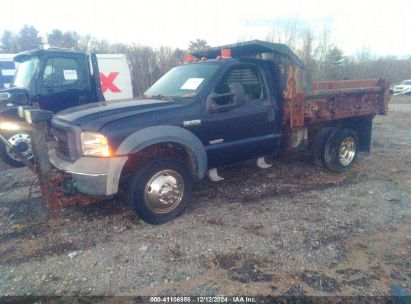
[80,131,111,157]
[0,92,11,101]
[0,122,20,131]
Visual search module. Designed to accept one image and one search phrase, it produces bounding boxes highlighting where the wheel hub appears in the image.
[339,137,356,166]
[144,170,184,214]
[15,141,29,152]
[5,133,33,162]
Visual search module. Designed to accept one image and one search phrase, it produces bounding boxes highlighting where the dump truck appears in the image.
[16,40,390,224]
[0,49,132,167]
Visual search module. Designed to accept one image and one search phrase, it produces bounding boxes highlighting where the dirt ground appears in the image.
[0,96,410,297]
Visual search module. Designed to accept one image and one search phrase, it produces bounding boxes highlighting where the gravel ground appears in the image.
[0,97,410,296]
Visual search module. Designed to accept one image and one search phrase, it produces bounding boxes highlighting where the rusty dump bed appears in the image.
[191,41,390,129]
[283,79,390,128]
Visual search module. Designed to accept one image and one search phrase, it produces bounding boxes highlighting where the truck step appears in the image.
[207,168,224,182]
[256,157,272,169]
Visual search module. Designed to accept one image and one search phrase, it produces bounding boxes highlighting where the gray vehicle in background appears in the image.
[391,79,411,95]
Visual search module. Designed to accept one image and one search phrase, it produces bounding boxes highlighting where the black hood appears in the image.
[55,98,180,131]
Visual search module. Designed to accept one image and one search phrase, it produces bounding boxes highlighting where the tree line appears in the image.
[281,26,411,87]
[1,25,410,97]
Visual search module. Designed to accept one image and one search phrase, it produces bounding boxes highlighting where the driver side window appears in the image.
[42,57,80,87]
[215,65,265,101]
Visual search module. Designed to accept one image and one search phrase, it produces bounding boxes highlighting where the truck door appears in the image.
[35,53,92,113]
[201,63,280,167]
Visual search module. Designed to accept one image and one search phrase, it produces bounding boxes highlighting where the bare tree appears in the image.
[355,47,373,79]
[266,18,301,51]
[297,29,316,86]
[314,28,332,81]
[77,34,94,52]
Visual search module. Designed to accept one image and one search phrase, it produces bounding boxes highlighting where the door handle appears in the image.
[267,108,275,121]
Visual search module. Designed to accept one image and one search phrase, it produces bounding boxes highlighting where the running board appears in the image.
[207,168,224,182]
[256,157,272,169]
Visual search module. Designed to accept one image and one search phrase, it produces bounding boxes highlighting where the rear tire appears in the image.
[312,127,335,167]
[323,128,359,172]
[126,159,193,224]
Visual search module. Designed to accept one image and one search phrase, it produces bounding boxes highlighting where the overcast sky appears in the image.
[0,0,409,57]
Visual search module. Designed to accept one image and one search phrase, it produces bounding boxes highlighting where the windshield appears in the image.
[145,63,219,99]
[400,80,411,85]
[13,57,39,88]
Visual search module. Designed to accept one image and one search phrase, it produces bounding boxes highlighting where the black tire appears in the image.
[312,127,335,167]
[126,159,193,224]
[0,140,25,167]
[323,128,359,172]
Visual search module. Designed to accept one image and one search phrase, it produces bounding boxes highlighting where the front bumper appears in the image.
[48,149,128,196]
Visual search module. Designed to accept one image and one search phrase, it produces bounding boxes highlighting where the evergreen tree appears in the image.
[15,25,43,51]
[0,30,17,53]
[47,29,79,49]
[323,46,344,80]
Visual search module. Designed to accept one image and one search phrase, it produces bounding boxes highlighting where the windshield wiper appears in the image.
[148,95,175,101]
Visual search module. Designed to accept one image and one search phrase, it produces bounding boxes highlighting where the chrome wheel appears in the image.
[339,137,356,166]
[5,133,33,162]
[144,170,184,214]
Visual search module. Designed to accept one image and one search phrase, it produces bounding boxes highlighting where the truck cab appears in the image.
[0,49,103,117]
[0,49,132,167]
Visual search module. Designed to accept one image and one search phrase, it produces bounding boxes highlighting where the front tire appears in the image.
[323,128,359,172]
[127,159,193,224]
[0,132,33,168]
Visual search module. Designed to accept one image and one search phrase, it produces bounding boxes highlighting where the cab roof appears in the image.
[14,48,84,62]
[185,57,266,65]
[191,40,304,68]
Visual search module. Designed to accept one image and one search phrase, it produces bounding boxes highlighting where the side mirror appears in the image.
[206,93,235,113]
[206,82,246,113]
